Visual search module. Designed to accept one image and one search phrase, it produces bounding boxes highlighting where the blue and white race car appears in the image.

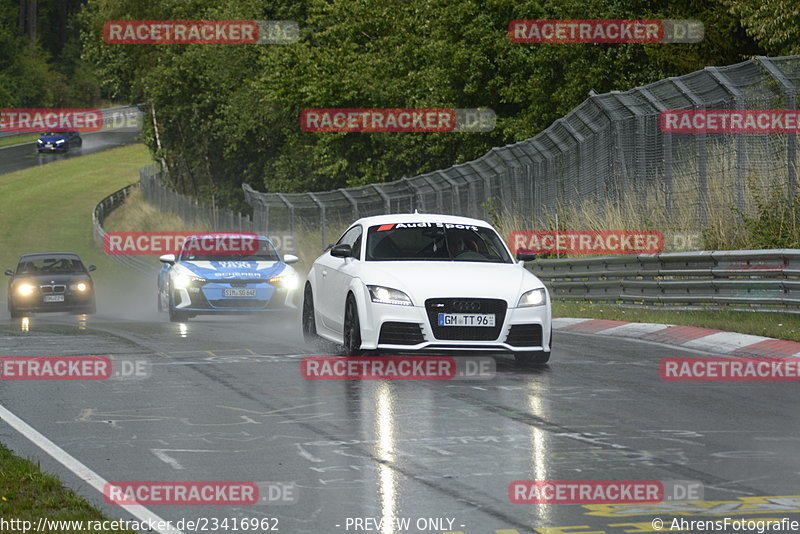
[158,234,300,322]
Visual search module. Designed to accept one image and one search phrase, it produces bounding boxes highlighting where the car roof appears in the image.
[18,252,81,260]
[352,213,493,228]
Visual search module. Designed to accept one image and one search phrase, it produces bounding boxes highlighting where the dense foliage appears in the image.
[1,0,98,107]
[8,0,797,207]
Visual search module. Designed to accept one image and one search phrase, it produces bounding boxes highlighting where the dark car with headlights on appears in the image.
[37,131,82,152]
[5,253,96,318]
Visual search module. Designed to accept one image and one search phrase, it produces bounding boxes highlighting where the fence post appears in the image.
[339,188,359,220]
[671,77,708,225]
[757,57,798,201]
[275,193,296,250]
[638,87,673,216]
[308,192,326,251]
[438,173,461,214]
[706,66,747,213]
[371,184,392,213]
[403,177,425,212]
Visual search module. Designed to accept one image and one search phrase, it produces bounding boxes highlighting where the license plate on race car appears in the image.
[438,313,495,327]
[43,295,64,303]
[224,288,256,297]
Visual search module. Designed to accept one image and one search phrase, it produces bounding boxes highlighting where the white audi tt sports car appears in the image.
[302,213,552,363]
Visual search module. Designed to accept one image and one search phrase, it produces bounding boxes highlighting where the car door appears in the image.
[317,225,362,332]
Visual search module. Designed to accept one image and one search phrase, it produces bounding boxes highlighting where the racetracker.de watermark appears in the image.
[103,20,299,44]
[0,109,102,133]
[103,481,296,505]
[300,108,496,133]
[509,480,703,504]
[661,109,800,133]
[301,356,495,380]
[0,357,149,380]
[509,230,663,255]
[660,357,800,381]
[509,19,703,43]
[103,232,258,255]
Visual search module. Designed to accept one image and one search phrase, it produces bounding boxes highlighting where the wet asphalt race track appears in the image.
[1,280,799,534]
[0,127,141,176]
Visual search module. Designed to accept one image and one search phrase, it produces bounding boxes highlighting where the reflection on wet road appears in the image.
[0,310,799,534]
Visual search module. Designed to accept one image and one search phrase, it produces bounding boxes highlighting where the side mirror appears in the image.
[4,270,13,276]
[159,254,176,264]
[516,252,537,262]
[283,254,299,265]
[323,243,335,252]
[330,244,353,258]
[87,265,97,272]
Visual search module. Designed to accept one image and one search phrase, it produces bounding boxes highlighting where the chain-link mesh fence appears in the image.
[142,55,800,254]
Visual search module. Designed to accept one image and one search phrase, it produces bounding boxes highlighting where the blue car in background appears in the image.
[37,131,82,152]
[157,234,300,322]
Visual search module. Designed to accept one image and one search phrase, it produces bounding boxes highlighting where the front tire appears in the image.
[343,294,364,356]
[302,283,318,343]
[168,290,187,323]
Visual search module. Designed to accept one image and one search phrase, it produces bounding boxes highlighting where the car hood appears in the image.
[358,261,543,304]
[38,135,67,142]
[178,260,285,280]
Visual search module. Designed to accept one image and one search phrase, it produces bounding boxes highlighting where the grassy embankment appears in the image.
[0,143,150,530]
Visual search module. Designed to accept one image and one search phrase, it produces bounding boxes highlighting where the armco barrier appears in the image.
[527,250,800,312]
[92,182,159,275]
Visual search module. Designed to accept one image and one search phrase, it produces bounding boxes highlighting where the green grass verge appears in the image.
[0,144,152,525]
[0,144,153,288]
[0,134,39,148]
[0,444,135,532]
[554,301,800,341]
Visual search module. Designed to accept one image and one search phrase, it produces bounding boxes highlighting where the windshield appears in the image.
[366,223,512,263]
[16,256,85,274]
[179,238,281,262]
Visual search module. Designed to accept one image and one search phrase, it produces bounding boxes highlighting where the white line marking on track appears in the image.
[296,443,324,463]
[0,403,183,534]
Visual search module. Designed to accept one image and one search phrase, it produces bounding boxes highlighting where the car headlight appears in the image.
[518,288,547,307]
[268,272,299,290]
[173,274,192,289]
[70,282,89,292]
[16,283,36,296]
[55,139,65,144]
[367,285,413,306]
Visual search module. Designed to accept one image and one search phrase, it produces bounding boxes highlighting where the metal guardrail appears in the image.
[96,172,800,313]
[92,182,159,275]
[526,250,800,312]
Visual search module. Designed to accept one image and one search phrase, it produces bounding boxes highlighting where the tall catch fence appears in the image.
[237,54,800,251]
[139,165,297,253]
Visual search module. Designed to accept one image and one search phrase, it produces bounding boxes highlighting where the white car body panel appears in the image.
[306,213,552,354]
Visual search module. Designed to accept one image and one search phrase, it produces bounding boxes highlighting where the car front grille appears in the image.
[425,298,507,341]
[378,322,425,345]
[39,285,66,294]
[505,324,543,347]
